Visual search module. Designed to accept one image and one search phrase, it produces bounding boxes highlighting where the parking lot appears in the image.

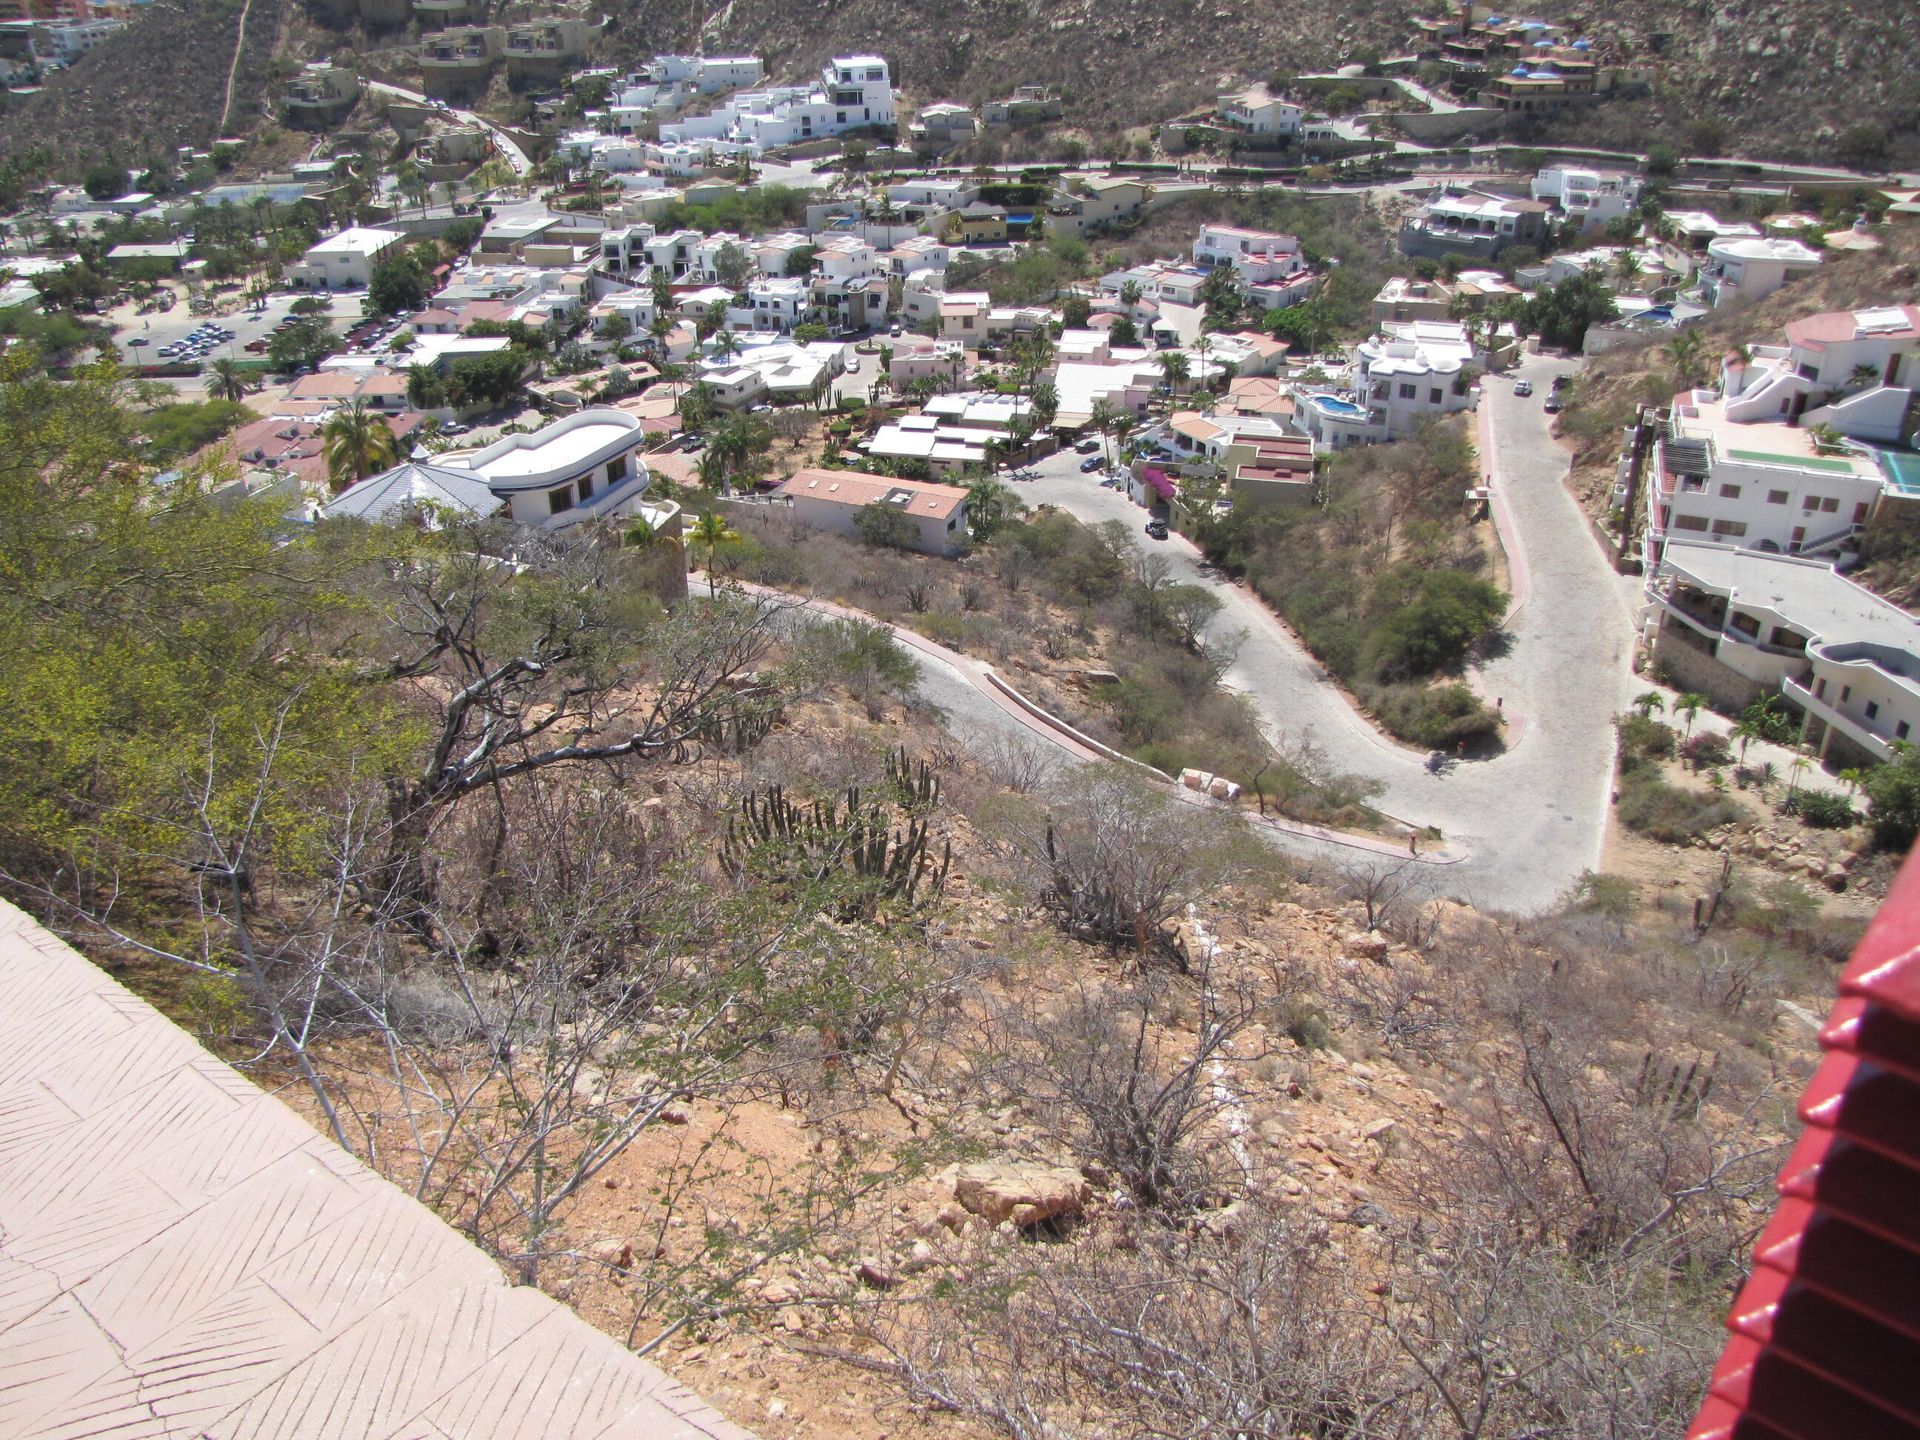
[107,286,371,371]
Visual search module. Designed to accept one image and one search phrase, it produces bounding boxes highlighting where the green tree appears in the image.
[1521,271,1618,351]
[1632,690,1666,719]
[268,317,337,373]
[965,476,1019,541]
[1862,743,1920,849]
[1674,691,1708,741]
[1028,379,1059,434]
[1158,350,1191,396]
[1061,293,1092,329]
[368,252,429,315]
[1645,142,1680,177]
[83,162,132,200]
[713,241,754,293]
[853,504,920,550]
[1364,570,1508,679]
[321,399,401,494]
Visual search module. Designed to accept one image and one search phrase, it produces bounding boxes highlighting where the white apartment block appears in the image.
[1645,541,1920,765]
[1665,211,1761,252]
[1722,305,1920,444]
[1191,226,1306,286]
[287,226,406,289]
[1700,236,1823,308]
[883,234,951,279]
[657,55,895,156]
[1642,390,1887,571]
[1529,166,1642,233]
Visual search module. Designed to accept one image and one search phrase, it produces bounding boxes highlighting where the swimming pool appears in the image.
[1307,393,1365,417]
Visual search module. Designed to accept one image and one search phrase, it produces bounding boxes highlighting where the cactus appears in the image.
[1634,1050,1718,1119]
[721,748,950,919]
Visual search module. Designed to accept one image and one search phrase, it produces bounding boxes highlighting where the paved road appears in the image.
[365,82,532,177]
[1018,353,1637,912]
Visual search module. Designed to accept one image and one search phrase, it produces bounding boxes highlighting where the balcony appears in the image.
[1784,676,1895,763]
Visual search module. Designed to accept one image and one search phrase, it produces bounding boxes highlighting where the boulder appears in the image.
[951,1162,1092,1228]
[1344,931,1390,962]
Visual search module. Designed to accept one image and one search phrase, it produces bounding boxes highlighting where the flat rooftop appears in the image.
[1671,390,1877,475]
[0,900,753,1440]
[1660,540,1920,648]
[459,416,641,481]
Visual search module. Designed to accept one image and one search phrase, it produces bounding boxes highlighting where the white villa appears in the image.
[1191,225,1308,288]
[1722,305,1920,444]
[440,408,672,530]
[773,468,970,556]
[1529,166,1643,233]
[1645,541,1920,765]
[1699,236,1823,308]
[1292,321,1478,449]
[657,55,895,157]
[287,226,406,290]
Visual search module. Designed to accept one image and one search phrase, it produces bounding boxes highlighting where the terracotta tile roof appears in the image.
[1687,845,1920,1440]
[776,467,969,521]
[0,900,757,1440]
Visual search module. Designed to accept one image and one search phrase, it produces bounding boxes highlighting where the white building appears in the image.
[1215,89,1303,137]
[773,468,970,555]
[1665,211,1762,252]
[1191,226,1306,287]
[727,275,812,333]
[288,226,406,289]
[1721,305,1920,443]
[441,408,669,530]
[888,338,969,390]
[1645,540,1920,764]
[1699,236,1823,308]
[1641,388,1887,571]
[657,55,895,156]
[1529,166,1642,233]
[1292,321,1477,449]
[702,335,846,402]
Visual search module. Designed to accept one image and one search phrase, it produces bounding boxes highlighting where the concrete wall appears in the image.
[1651,616,1766,711]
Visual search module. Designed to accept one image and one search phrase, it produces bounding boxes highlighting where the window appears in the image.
[1802,495,1820,511]
[1718,483,1742,499]
[1815,678,1827,699]
[606,459,623,488]
[1840,686,1851,703]
[1821,496,1839,513]
[1854,502,1870,524]
[547,486,572,515]
[1790,526,1807,547]
[1673,513,1710,532]
[1729,612,1760,637]
[1900,721,1911,740]
[1866,701,1880,720]
[1429,388,1443,404]
[1767,489,1788,505]
[1399,383,1416,399]
[576,471,593,500]
[1710,519,1747,537]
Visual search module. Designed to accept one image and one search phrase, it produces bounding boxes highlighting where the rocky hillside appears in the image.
[0,0,297,180]
[4,0,1912,182]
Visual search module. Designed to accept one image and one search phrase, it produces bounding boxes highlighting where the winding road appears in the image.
[1013,352,1639,912]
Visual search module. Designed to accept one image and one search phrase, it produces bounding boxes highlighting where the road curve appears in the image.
[1016,351,1636,913]
[365,82,532,177]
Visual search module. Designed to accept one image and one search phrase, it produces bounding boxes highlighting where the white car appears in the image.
[1513,380,1533,397]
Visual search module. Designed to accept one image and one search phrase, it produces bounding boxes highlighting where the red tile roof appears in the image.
[1687,842,1920,1440]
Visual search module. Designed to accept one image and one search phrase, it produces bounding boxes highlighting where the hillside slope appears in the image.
[2,0,1910,183]
[0,0,292,180]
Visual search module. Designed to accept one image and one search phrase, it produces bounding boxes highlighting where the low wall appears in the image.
[1652,621,1766,712]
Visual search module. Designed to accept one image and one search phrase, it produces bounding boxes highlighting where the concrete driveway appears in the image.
[1017,354,1637,912]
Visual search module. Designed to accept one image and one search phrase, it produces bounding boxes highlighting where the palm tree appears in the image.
[1786,753,1812,800]
[711,328,741,363]
[205,358,253,404]
[688,511,740,597]
[1632,690,1666,719]
[1158,349,1191,399]
[1028,379,1059,435]
[1667,330,1705,389]
[1674,691,1708,741]
[1612,249,1643,289]
[321,400,401,494]
[1089,398,1120,466]
[1847,362,1882,393]
[1838,766,1867,798]
[1119,279,1143,310]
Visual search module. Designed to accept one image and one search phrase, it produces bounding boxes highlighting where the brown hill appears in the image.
[6,0,1914,185]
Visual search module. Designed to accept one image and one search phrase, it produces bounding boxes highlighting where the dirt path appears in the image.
[216,0,256,137]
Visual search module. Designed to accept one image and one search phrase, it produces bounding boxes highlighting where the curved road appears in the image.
[365,82,532,177]
[1019,352,1637,912]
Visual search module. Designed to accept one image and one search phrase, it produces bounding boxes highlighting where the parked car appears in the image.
[1513,380,1533,397]
[1552,374,1572,390]
[1144,518,1169,540]
[1543,397,1563,413]
[243,339,268,353]
[1079,455,1104,472]
[440,421,469,436]
[1074,437,1101,454]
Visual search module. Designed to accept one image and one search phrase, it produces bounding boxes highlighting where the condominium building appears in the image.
[1291,321,1478,449]
[656,55,895,157]
[1398,187,1550,260]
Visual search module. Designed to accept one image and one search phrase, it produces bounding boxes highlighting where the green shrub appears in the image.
[1616,713,1678,772]
[1364,682,1503,750]
[1617,774,1741,844]
[1861,745,1920,850]
[1780,788,1857,829]
[1680,731,1733,769]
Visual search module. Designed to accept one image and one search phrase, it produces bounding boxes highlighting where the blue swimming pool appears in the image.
[1307,394,1365,416]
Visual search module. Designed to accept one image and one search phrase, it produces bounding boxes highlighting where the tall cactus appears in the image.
[721,748,950,919]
